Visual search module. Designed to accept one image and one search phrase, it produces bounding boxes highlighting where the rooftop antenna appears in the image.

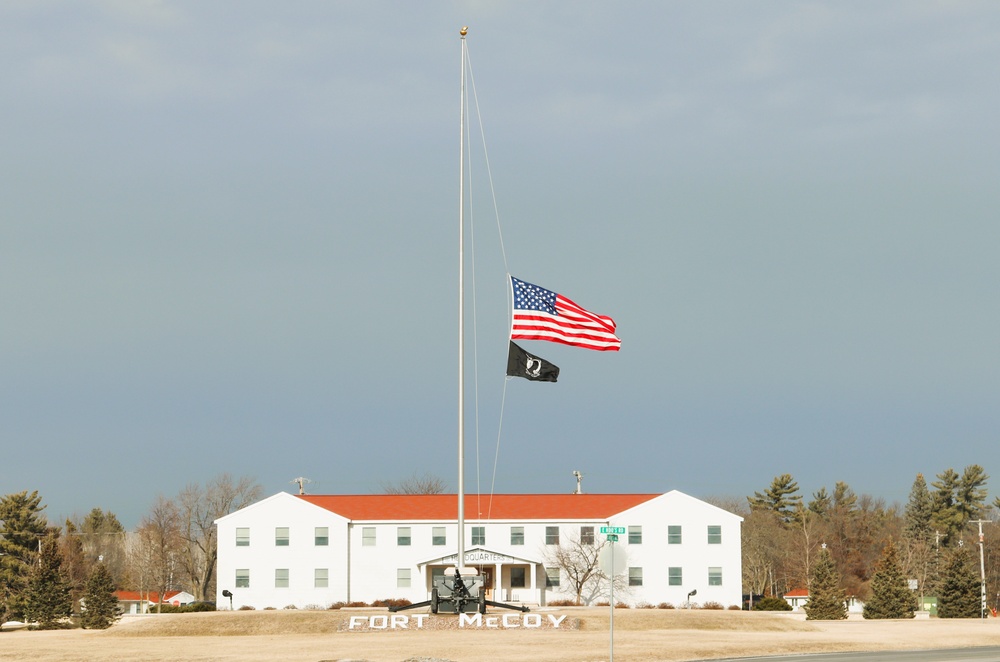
[572,470,584,495]
[290,477,312,495]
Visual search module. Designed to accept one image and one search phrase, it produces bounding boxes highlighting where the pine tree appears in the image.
[956,465,989,526]
[803,547,847,620]
[0,490,49,622]
[937,546,981,618]
[748,474,802,523]
[931,469,962,546]
[23,536,72,629]
[808,487,831,516]
[903,474,933,544]
[863,540,915,619]
[81,563,120,629]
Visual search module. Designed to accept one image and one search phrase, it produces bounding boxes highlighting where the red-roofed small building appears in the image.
[783,587,809,610]
[113,590,196,615]
[215,490,743,610]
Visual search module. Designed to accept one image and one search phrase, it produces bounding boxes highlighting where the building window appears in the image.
[397,568,411,588]
[275,527,290,546]
[580,526,594,545]
[628,525,642,544]
[432,526,447,546]
[315,527,329,546]
[709,567,723,586]
[545,567,560,587]
[708,525,722,544]
[275,568,289,588]
[510,526,524,545]
[397,527,411,546]
[431,567,446,588]
[471,526,485,546]
[510,567,526,588]
[235,527,250,547]
[668,567,683,586]
[315,568,328,588]
[629,567,643,587]
[546,526,560,545]
[235,569,250,588]
[362,527,375,546]
[668,525,682,544]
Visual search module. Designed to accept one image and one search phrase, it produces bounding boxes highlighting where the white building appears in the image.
[215,490,743,610]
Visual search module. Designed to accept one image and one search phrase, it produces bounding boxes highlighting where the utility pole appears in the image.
[971,519,991,620]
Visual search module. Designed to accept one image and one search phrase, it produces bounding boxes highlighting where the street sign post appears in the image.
[598,530,626,662]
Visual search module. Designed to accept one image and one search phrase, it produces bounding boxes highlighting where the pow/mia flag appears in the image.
[506,341,559,382]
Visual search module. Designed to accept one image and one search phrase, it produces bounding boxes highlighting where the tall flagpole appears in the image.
[457,25,468,570]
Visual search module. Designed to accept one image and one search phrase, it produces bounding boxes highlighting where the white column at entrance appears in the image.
[530,562,537,603]
[495,563,502,601]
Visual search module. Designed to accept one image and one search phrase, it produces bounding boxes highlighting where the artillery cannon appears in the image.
[389,567,529,614]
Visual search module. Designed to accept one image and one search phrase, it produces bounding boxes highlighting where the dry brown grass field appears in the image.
[4,608,1000,662]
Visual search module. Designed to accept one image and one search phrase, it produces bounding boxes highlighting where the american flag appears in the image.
[509,276,621,351]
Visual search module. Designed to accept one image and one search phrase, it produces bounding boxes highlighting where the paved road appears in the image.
[700,648,1000,662]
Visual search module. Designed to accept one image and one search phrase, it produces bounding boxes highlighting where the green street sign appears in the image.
[606,534,619,542]
[600,526,626,534]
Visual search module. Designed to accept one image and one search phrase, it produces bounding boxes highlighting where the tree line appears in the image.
[0,473,260,628]
[726,466,998,616]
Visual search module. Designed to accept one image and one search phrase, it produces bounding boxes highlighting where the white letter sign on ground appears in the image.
[346,613,568,630]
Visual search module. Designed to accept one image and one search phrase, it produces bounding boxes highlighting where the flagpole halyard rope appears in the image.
[466,42,510,517]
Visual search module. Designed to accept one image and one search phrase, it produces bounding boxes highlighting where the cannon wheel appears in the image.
[478,590,486,614]
[430,588,439,614]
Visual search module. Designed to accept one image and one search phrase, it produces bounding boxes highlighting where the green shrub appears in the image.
[753,596,792,611]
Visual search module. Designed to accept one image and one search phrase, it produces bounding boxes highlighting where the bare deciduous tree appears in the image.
[380,472,448,495]
[177,474,262,601]
[543,533,628,605]
[135,495,182,613]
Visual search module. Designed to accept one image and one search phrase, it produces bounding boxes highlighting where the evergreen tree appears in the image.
[748,474,802,523]
[863,540,915,619]
[81,563,120,629]
[903,474,933,544]
[956,465,989,526]
[803,547,847,620]
[832,482,858,511]
[78,508,127,589]
[0,490,49,621]
[931,469,962,546]
[24,536,72,629]
[808,487,831,516]
[938,546,981,618]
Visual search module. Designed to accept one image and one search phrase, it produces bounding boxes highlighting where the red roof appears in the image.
[113,590,182,603]
[298,493,660,521]
[784,588,809,598]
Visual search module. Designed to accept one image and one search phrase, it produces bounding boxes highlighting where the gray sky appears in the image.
[3,1,999,528]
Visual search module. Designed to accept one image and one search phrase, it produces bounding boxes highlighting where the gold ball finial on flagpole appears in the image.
[460,26,468,36]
